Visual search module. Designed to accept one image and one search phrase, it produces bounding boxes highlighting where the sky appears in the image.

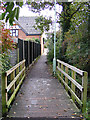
[19,4,62,32]
[20,5,38,17]
[20,4,62,19]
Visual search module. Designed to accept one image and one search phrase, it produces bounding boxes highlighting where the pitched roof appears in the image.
[15,16,41,35]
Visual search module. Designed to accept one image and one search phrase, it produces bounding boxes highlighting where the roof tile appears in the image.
[16,16,41,35]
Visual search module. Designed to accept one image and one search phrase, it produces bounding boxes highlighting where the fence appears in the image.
[18,38,41,67]
[9,49,18,67]
[57,59,88,114]
[2,60,25,116]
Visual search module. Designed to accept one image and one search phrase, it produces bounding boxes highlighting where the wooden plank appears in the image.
[6,67,25,92]
[57,59,84,76]
[71,70,76,102]
[20,62,22,80]
[1,73,8,116]
[7,75,25,108]
[65,66,68,92]
[10,71,15,94]
[61,64,64,85]
[23,62,25,78]
[57,66,83,91]
[6,60,25,76]
[16,65,19,86]
[57,73,82,106]
[82,72,88,113]
[58,61,60,68]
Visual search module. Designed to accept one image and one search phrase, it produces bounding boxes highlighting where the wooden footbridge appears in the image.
[1,40,88,120]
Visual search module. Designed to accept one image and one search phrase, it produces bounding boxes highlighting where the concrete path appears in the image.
[7,55,79,118]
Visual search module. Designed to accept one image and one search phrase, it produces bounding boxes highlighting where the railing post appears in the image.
[10,71,15,93]
[65,66,68,92]
[20,63,22,79]
[24,60,26,77]
[17,48,19,63]
[61,64,64,85]
[71,70,76,102]
[57,61,61,80]
[1,73,8,116]
[57,61,59,67]
[16,66,19,85]
[82,72,88,113]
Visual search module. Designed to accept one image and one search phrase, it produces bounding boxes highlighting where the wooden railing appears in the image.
[57,59,88,113]
[2,60,25,115]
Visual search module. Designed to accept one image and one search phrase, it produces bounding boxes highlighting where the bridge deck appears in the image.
[7,55,79,118]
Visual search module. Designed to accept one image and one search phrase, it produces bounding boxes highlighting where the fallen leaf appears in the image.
[80,115,83,117]
[54,116,57,118]
[56,104,59,106]
[39,106,43,109]
[64,109,67,112]
[43,108,46,111]
[44,97,47,100]
[16,103,17,105]
[52,97,56,99]
[71,116,75,118]
[14,112,16,114]
[57,113,61,116]
[19,94,22,97]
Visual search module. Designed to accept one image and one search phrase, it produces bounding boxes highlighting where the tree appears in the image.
[34,16,52,33]
[30,2,87,40]
[61,2,90,72]
[0,1,23,72]
[1,1,87,37]
[0,21,13,72]
[0,22,13,53]
[46,2,89,68]
[0,1,23,25]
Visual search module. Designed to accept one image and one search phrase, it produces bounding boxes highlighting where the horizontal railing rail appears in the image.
[57,59,88,114]
[2,60,25,116]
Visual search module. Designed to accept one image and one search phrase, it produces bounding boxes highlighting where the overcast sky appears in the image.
[19,4,62,32]
[20,4,62,19]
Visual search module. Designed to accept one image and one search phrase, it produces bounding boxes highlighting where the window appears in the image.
[10,29,18,37]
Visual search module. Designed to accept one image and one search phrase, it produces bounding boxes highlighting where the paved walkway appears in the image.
[8,55,79,118]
